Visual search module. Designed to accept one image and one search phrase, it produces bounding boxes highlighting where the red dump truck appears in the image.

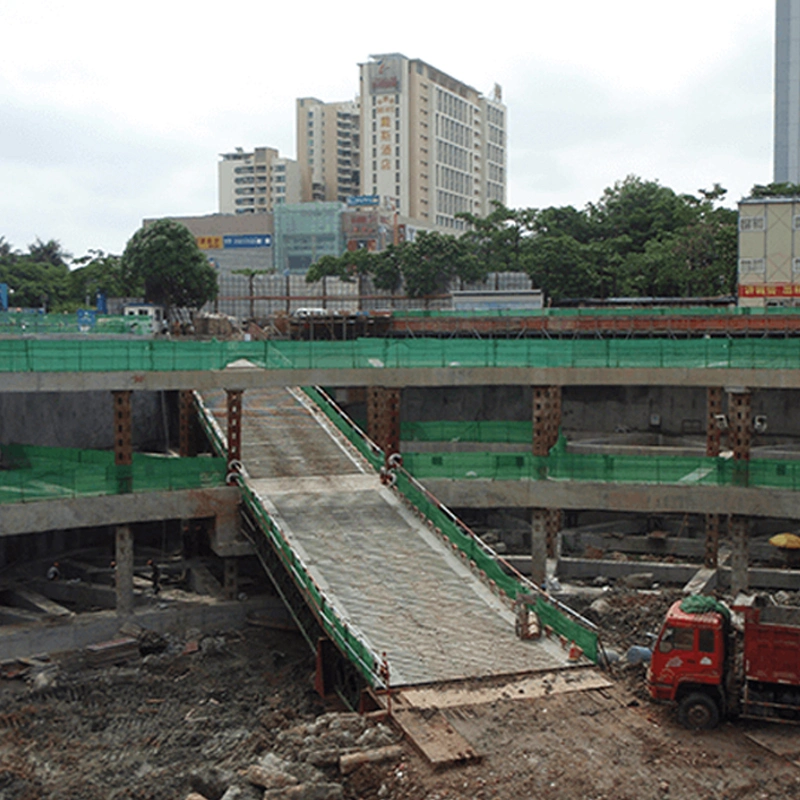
[646,595,800,729]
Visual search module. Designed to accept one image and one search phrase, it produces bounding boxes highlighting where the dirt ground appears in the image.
[2,594,800,800]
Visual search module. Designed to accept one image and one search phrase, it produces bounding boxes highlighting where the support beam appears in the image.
[226,389,243,483]
[729,515,750,597]
[532,385,561,456]
[704,513,720,569]
[530,509,548,589]
[706,387,723,457]
[179,390,197,457]
[367,387,401,456]
[112,390,133,493]
[728,389,751,487]
[115,525,134,616]
[545,508,561,559]
[223,558,239,601]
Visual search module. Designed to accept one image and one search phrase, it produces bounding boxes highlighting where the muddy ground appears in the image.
[1,592,800,800]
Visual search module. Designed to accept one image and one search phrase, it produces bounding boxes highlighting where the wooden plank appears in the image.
[393,668,611,711]
[391,707,480,767]
[746,727,800,767]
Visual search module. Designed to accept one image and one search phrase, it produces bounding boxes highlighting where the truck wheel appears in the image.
[678,692,720,730]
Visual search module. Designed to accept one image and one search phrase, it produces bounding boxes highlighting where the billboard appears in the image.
[347,195,380,207]
[369,56,402,94]
[196,235,272,250]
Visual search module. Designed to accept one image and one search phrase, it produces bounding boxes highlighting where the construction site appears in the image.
[3,307,800,800]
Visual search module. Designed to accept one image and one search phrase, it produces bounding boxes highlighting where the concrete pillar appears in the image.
[729,515,749,597]
[226,389,243,483]
[532,386,561,456]
[727,389,751,487]
[546,508,561,559]
[704,513,720,569]
[367,387,401,456]
[706,387,723,457]
[112,390,133,493]
[179,390,197,458]
[115,525,134,616]
[223,558,238,601]
[530,509,548,589]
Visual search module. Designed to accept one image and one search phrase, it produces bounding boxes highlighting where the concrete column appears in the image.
[223,558,239,601]
[546,508,561,559]
[729,515,749,597]
[704,513,720,569]
[532,386,561,456]
[115,525,134,616]
[727,389,751,487]
[112,390,133,493]
[367,387,401,456]
[706,387,723,457]
[226,389,243,483]
[530,509,548,589]
[179,390,197,458]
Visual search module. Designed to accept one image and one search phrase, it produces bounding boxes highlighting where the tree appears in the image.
[69,250,130,307]
[232,268,273,319]
[121,220,217,311]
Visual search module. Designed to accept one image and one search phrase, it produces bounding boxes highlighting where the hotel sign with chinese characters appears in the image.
[376,94,396,171]
[369,56,401,94]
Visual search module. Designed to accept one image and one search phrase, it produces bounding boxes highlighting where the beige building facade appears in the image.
[738,197,800,307]
[218,147,301,215]
[296,98,360,203]
[358,53,506,232]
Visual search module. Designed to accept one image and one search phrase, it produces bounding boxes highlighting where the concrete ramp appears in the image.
[202,387,574,686]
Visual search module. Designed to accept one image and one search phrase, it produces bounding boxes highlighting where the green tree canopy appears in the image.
[121,220,217,311]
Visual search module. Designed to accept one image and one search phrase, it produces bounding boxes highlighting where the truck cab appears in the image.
[647,600,729,729]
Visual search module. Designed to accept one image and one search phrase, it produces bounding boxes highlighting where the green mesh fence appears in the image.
[3,336,800,373]
[402,420,532,443]
[400,449,800,490]
[0,444,226,504]
[303,387,600,664]
[0,312,151,335]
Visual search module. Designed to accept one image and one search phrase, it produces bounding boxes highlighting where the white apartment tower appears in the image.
[775,0,800,184]
[296,98,361,203]
[359,53,506,231]
[218,147,301,214]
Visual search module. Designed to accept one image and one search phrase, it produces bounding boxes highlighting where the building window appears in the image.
[740,216,765,231]
[739,258,766,275]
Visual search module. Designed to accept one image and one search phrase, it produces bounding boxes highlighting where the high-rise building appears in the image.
[774,0,800,183]
[296,98,361,203]
[358,53,506,231]
[218,147,301,215]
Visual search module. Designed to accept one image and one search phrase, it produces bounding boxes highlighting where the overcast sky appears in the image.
[0,0,776,260]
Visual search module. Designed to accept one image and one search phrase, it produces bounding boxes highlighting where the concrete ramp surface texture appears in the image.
[201,387,572,686]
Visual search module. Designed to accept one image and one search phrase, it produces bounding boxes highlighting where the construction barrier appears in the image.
[3,336,800,373]
[0,444,226,504]
[401,420,532,443]
[0,311,151,335]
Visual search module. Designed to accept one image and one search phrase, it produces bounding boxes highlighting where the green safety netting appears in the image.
[400,449,800,490]
[303,387,600,664]
[3,336,800,373]
[0,444,226,504]
[401,420,532,443]
[0,312,151,335]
